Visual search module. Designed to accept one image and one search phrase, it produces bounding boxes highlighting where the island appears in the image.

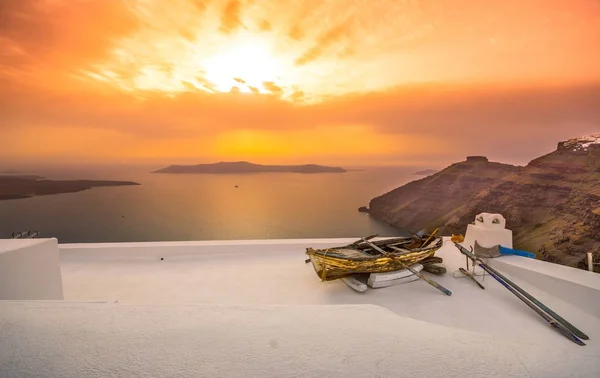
[0,175,140,200]
[152,161,347,174]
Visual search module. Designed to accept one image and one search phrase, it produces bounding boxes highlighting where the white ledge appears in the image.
[488,255,600,317]
[2,236,600,376]
[1,301,599,378]
[60,237,361,249]
[0,238,63,300]
[490,254,600,291]
[52,237,600,350]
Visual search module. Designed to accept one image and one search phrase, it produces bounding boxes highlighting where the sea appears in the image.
[0,166,420,244]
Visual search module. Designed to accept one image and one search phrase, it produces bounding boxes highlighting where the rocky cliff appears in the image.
[368,134,600,271]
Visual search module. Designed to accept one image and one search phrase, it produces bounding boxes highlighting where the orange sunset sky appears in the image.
[1,0,599,169]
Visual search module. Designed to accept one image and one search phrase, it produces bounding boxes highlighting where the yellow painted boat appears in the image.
[305,235,443,281]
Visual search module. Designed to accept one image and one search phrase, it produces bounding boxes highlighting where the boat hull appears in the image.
[306,236,443,281]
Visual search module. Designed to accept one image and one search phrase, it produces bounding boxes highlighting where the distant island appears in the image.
[0,175,140,200]
[152,161,347,174]
[413,169,439,176]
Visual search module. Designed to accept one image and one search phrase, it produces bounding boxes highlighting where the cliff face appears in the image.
[368,134,600,271]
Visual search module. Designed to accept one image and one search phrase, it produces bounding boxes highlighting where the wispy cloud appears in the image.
[258,20,272,32]
[3,0,599,98]
[295,18,354,66]
[3,80,598,144]
[1,0,600,167]
[219,0,245,34]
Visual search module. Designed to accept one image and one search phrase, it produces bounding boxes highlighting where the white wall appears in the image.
[489,255,600,317]
[0,238,64,300]
[2,301,599,378]
[58,237,361,263]
[60,238,600,316]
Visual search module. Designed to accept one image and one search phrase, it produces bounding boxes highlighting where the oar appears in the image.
[361,238,452,296]
[454,242,588,344]
[478,260,584,346]
[342,234,379,248]
[420,228,439,248]
[304,234,379,263]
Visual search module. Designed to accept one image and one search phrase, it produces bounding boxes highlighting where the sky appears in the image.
[1,0,600,169]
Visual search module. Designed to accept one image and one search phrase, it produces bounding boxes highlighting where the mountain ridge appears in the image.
[367,134,600,271]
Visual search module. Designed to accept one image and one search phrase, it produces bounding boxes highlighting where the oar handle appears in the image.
[403,262,452,296]
[420,274,453,296]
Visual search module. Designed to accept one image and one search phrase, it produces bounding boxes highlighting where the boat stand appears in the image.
[452,255,487,280]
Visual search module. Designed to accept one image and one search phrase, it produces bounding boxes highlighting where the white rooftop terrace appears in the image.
[1,237,600,377]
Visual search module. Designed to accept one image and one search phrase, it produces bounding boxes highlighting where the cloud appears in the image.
[283,0,327,41]
[313,82,600,161]
[4,0,598,101]
[258,20,272,32]
[0,0,138,81]
[219,0,245,35]
[191,0,209,12]
[350,83,600,135]
[3,79,598,141]
[287,24,304,41]
[295,18,354,66]
[2,81,599,167]
[0,82,307,138]
[2,0,600,167]
[262,81,283,94]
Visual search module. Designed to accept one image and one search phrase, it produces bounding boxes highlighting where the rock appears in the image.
[466,156,488,163]
[422,264,446,275]
[369,157,519,233]
[358,206,370,213]
[420,256,443,266]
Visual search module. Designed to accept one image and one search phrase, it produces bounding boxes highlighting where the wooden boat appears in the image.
[305,234,443,281]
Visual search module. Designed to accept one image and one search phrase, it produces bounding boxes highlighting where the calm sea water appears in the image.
[0,166,419,244]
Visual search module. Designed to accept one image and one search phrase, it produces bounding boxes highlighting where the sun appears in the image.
[82,27,305,101]
[202,40,285,94]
